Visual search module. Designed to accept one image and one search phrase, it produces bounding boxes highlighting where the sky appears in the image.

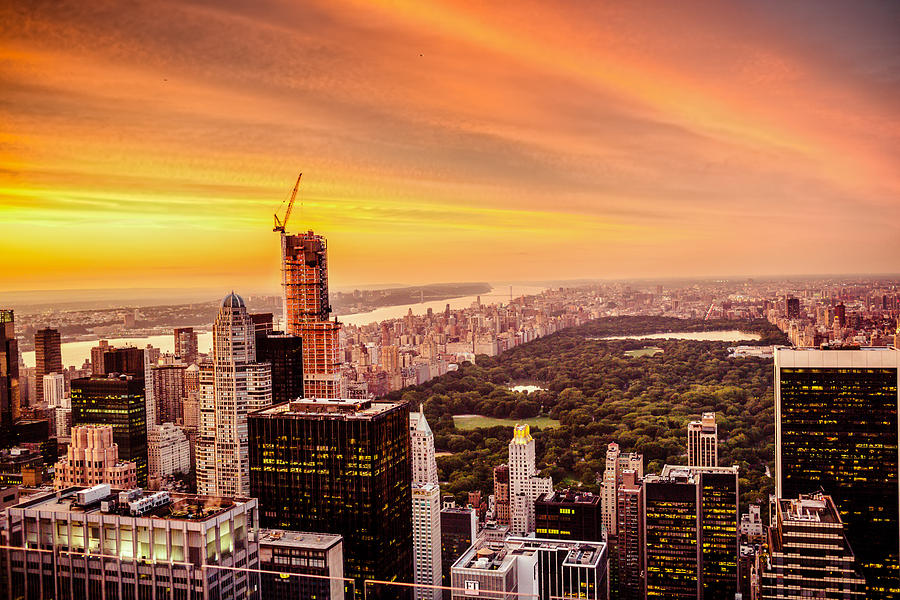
[2,0,899,293]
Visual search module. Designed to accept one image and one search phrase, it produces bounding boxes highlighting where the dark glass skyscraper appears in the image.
[256,332,304,403]
[534,489,602,542]
[776,347,900,599]
[439,506,477,600]
[34,327,62,405]
[70,375,148,484]
[0,310,19,447]
[248,398,412,600]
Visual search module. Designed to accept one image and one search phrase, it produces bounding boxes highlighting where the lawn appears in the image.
[624,346,664,358]
[452,414,560,430]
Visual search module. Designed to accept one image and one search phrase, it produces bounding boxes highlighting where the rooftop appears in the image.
[257,529,342,551]
[253,398,404,419]
[538,489,600,506]
[780,493,840,525]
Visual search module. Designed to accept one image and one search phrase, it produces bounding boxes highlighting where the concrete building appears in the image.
[492,465,510,526]
[508,424,552,536]
[413,483,443,600]
[258,529,345,600]
[613,469,643,600]
[151,356,187,425]
[687,412,718,467]
[410,408,439,485]
[147,422,190,478]
[450,537,608,600]
[600,442,643,538]
[53,425,136,489]
[4,485,259,600]
[173,327,199,364]
[756,493,865,599]
[775,347,900,599]
[42,372,65,409]
[441,506,477,600]
[197,292,272,497]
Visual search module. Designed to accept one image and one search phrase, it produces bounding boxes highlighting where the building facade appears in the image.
[70,375,147,485]
[440,506,477,600]
[197,292,272,497]
[53,425,136,489]
[508,424,552,536]
[534,489,602,542]
[34,328,62,405]
[147,422,191,478]
[413,483,443,600]
[687,412,718,467]
[248,398,413,599]
[0,310,19,446]
[258,529,345,600]
[410,408,439,485]
[281,231,342,398]
[151,357,187,425]
[492,465,510,526]
[775,347,900,599]
[756,493,865,599]
[4,486,259,600]
[173,327,199,364]
[614,469,643,600]
[256,332,304,404]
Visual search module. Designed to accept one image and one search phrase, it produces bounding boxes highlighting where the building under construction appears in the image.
[275,175,343,399]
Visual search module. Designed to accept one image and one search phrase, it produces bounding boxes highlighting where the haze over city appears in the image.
[2,0,899,292]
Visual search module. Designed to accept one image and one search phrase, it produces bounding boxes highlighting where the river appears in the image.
[20,283,548,368]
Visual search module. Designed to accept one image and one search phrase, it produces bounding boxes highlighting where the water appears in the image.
[21,332,213,369]
[597,330,761,342]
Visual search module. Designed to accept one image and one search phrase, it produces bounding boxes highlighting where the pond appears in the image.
[508,384,547,393]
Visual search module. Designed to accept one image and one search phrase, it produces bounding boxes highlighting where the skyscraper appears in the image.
[600,442,643,537]
[440,506,477,600]
[33,327,62,405]
[99,345,157,428]
[248,397,413,599]
[508,424,553,536]
[256,332,304,404]
[197,292,272,497]
[493,464,510,526]
[776,347,900,599]
[89,339,110,374]
[687,412,718,467]
[643,465,739,599]
[0,310,19,445]
[152,356,187,425]
[70,374,148,484]
[281,231,342,398]
[412,483,442,600]
[410,408,438,485]
[756,492,866,599]
[614,469,643,600]
[173,326,199,363]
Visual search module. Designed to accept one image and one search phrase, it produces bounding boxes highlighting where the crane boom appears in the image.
[273,173,302,233]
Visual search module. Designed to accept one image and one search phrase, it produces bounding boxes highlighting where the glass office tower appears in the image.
[776,347,900,599]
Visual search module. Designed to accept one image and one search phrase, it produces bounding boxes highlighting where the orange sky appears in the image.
[1,0,898,292]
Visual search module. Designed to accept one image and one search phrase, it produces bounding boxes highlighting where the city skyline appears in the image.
[2,1,899,292]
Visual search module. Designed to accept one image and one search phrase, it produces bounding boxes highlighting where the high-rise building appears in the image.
[687,412,718,467]
[256,332,304,404]
[97,345,158,429]
[534,489,602,542]
[449,537,609,600]
[600,442,643,537]
[248,397,413,599]
[173,326,199,363]
[281,231,342,398]
[785,297,801,319]
[89,339,110,374]
[440,506,477,600]
[258,529,345,600]
[643,465,739,599]
[33,328,62,405]
[197,292,272,497]
[412,483,443,600]
[42,372,66,409]
[508,424,553,536]
[0,310,19,445]
[776,347,900,599]
[756,492,866,599]
[492,464,510,526]
[410,408,438,485]
[5,486,259,600]
[53,425,136,489]
[147,422,191,478]
[151,357,187,425]
[70,374,147,484]
[614,469,643,600]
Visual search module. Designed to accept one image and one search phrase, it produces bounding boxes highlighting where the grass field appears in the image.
[452,415,560,430]
[624,346,664,357]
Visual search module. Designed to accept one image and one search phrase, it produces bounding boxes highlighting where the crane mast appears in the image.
[273,173,302,233]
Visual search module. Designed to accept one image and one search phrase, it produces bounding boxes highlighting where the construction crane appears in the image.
[273,173,302,233]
